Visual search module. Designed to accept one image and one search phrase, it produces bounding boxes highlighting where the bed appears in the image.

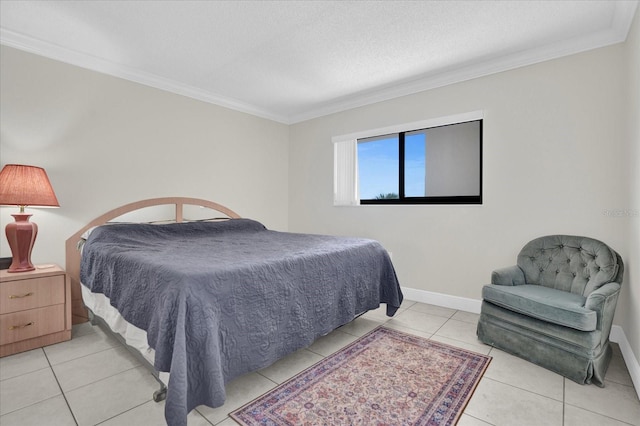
[65,197,403,426]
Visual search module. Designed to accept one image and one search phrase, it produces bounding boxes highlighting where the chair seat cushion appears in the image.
[482,284,597,331]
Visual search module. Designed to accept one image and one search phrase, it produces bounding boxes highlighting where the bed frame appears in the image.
[64,197,241,402]
[65,197,241,324]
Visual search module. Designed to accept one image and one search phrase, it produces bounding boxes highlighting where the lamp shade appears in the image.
[0,164,60,207]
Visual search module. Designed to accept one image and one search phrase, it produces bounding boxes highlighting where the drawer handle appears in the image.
[9,292,34,299]
[8,322,35,330]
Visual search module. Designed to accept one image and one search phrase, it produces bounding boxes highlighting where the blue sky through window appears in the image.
[357,136,398,199]
[357,132,426,199]
[405,132,426,197]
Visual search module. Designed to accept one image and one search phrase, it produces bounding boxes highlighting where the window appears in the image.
[333,111,483,206]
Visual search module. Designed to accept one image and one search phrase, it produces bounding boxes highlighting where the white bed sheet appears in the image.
[81,284,170,383]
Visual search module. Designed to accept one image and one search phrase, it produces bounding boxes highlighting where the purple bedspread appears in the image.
[80,219,402,426]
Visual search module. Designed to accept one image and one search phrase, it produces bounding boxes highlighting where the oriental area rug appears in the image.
[231,326,491,426]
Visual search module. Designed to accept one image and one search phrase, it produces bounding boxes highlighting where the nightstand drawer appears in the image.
[0,275,65,314]
[0,305,66,345]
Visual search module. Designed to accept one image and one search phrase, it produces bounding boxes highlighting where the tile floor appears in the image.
[1,301,639,425]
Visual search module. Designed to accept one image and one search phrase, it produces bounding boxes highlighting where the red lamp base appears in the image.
[5,213,38,273]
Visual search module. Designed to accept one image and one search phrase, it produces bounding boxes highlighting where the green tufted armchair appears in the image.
[476,235,624,386]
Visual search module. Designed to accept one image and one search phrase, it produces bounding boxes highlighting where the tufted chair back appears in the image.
[517,235,623,297]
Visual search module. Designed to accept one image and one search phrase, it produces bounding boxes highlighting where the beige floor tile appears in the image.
[0,348,49,381]
[429,334,492,355]
[0,368,61,415]
[483,348,564,401]
[385,309,449,334]
[464,377,563,426]
[306,329,359,356]
[382,321,434,339]
[399,300,417,310]
[606,344,634,387]
[258,348,323,384]
[408,302,456,318]
[71,321,96,339]
[360,305,393,322]
[65,366,158,426]
[565,378,640,425]
[44,326,120,365]
[564,404,633,426]
[457,413,494,425]
[100,400,211,426]
[363,300,412,321]
[197,372,276,424]
[52,345,140,392]
[216,417,241,425]
[433,317,483,346]
[338,316,383,337]
[451,310,480,324]
[0,395,76,426]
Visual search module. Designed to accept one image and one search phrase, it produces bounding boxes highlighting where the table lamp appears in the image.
[0,164,60,272]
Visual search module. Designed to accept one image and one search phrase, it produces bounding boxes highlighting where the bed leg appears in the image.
[148,365,168,402]
[153,384,167,402]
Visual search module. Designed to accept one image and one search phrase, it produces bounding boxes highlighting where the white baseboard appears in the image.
[402,286,482,314]
[610,325,640,400]
[403,286,640,400]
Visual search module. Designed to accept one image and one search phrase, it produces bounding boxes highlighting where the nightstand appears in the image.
[0,264,72,357]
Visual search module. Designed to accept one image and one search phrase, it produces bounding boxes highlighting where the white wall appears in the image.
[623,7,640,382]
[0,46,290,268]
[289,42,635,358]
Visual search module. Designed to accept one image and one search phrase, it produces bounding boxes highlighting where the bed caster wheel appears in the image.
[153,388,167,402]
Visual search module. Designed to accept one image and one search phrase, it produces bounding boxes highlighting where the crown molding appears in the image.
[288,1,639,124]
[0,28,290,124]
[1,1,636,125]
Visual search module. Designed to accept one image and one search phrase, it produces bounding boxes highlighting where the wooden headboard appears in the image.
[65,197,241,324]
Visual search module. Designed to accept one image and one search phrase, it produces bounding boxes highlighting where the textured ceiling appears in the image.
[1,1,637,124]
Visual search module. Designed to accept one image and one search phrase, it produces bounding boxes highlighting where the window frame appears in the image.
[359,120,483,205]
[332,110,484,207]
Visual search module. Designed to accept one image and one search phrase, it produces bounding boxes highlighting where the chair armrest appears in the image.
[585,282,621,345]
[585,282,621,311]
[491,266,525,286]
